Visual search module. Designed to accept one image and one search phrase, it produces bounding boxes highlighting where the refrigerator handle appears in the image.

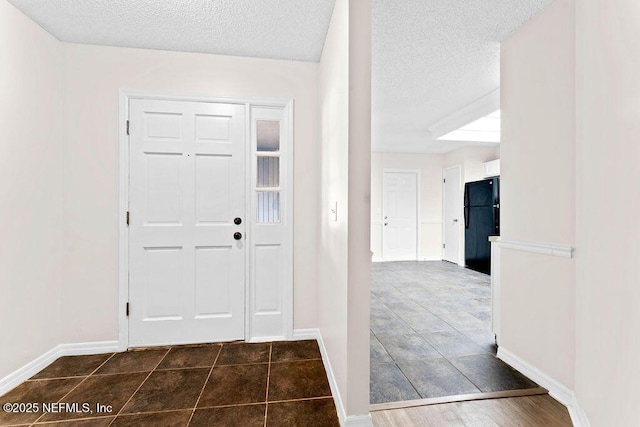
[464,207,469,229]
[464,184,469,207]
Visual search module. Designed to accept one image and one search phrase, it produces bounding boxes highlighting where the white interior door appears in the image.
[128,99,246,347]
[382,171,418,261]
[443,166,462,264]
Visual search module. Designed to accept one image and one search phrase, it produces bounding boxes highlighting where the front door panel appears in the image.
[128,99,246,347]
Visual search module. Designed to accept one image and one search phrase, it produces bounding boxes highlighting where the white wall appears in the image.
[500,0,576,390]
[575,0,640,424]
[0,0,63,379]
[318,0,371,419]
[318,0,349,414]
[346,0,372,416]
[59,44,320,343]
[443,146,500,184]
[371,153,444,261]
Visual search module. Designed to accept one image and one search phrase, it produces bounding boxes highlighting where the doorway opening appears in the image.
[369,149,537,408]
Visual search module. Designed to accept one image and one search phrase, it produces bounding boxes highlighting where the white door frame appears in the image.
[381,168,421,261]
[442,164,464,266]
[118,90,294,351]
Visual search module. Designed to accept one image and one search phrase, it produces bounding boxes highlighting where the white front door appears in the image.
[443,166,462,264]
[382,171,418,261]
[128,99,246,347]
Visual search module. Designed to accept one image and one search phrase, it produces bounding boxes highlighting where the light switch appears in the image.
[330,201,338,222]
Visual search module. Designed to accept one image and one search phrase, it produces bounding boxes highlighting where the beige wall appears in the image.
[60,45,320,343]
[346,0,372,416]
[575,0,640,424]
[443,146,500,184]
[318,0,349,414]
[371,153,445,261]
[318,0,371,418]
[500,0,576,390]
[0,1,63,379]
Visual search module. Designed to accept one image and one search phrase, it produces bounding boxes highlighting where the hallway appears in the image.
[370,262,537,404]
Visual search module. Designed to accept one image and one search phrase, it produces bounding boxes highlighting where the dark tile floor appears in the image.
[370,261,538,404]
[0,340,339,426]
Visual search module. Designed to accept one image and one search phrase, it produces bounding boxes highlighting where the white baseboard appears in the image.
[0,346,60,396]
[58,341,119,357]
[292,329,320,341]
[497,347,590,427]
[345,413,373,426]
[374,258,441,263]
[0,340,119,396]
[293,329,372,427]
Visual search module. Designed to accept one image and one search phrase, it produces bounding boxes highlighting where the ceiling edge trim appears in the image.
[428,88,501,139]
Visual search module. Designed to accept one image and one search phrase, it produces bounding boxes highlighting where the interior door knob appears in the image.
[384,223,388,226]
[234,217,242,225]
[234,232,242,240]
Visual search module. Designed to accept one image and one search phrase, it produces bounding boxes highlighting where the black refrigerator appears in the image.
[464,177,500,274]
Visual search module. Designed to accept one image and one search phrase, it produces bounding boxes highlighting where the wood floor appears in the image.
[371,394,572,427]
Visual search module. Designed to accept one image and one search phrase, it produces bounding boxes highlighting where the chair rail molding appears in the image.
[497,239,574,258]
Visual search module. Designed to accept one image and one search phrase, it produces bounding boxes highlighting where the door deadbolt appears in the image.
[234,232,242,240]
[234,217,242,225]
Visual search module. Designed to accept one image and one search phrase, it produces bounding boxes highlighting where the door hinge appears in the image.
[126,120,130,135]
[126,211,130,226]
[443,179,446,183]
[126,302,130,316]
[443,243,446,248]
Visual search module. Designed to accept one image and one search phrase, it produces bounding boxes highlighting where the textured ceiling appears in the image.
[9,0,552,153]
[7,0,336,62]
[372,0,553,153]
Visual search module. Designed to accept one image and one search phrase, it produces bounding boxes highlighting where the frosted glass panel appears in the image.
[257,121,280,152]
[257,157,280,188]
[257,192,280,223]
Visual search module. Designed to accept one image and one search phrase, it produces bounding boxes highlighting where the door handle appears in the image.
[453,219,458,222]
[384,223,388,226]
[234,232,242,240]
[234,217,242,225]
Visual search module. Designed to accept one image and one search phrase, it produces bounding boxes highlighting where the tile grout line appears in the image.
[407,307,497,394]
[58,394,335,419]
[263,343,273,427]
[186,343,224,425]
[105,347,172,427]
[29,352,118,426]
[198,394,334,410]
[373,336,426,399]
[268,357,322,365]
